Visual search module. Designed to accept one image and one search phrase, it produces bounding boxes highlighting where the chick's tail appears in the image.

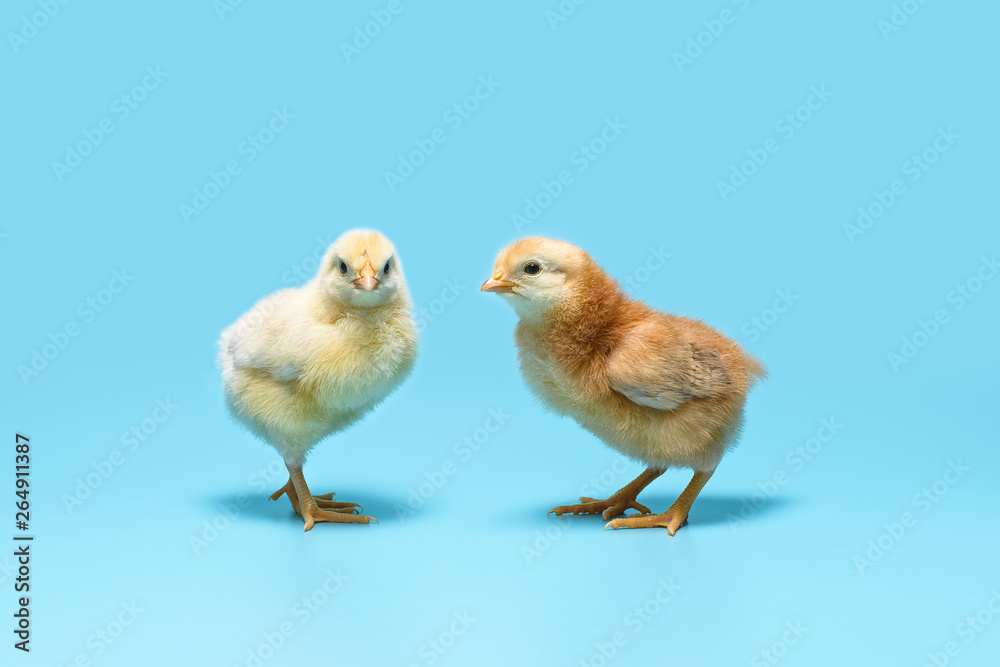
[746,355,768,388]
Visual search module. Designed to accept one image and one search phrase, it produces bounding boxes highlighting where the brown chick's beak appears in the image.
[481,271,516,293]
[354,258,380,291]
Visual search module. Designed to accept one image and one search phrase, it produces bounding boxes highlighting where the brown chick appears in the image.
[481,237,766,534]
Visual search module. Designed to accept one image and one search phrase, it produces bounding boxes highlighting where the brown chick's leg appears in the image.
[549,467,665,520]
[273,465,376,531]
[606,469,715,535]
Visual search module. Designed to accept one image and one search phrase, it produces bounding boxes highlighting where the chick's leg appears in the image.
[606,469,714,535]
[270,464,376,531]
[549,467,665,521]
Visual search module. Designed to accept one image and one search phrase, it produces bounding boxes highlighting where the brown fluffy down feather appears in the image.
[494,237,766,473]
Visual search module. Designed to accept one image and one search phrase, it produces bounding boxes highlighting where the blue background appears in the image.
[4,1,999,665]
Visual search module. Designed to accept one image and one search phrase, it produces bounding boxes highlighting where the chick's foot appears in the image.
[549,467,665,520]
[298,499,378,531]
[549,496,651,521]
[270,478,365,521]
[604,469,715,536]
[605,506,688,535]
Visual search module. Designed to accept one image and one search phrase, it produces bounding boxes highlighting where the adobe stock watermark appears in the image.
[522,456,635,567]
[728,417,842,532]
[406,611,477,667]
[189,494,252,556]
[56,601,144,667]
[545,0,588,31]
[233,568,349,667]
[510,117,628,231]
[887,255,997,372]
[17,268,135,385]
[7,0,72,54]
[579,456,633,499]
[415,279,466,331]
[921,588,1000,667]
[189,457,290,557]
[281,236,335,285]
[672,0,755,73]
[51,66,168,182]
[340,0,415,62]
[179,107,295,223]
[577,579,681,667]
[716,85,833,202]
[741,288,799,343]
[62,398,179,514]
[177,107,295,224]
[853,459,969,576]
[384,75,501,192]
[621,246,671,292]
[394,408,511,521]
[878,0,933,41]
[522,513,573,567]
[750,621,809,667]
[0,556,16,587]
[843,126,959,244]
[214,0,248,21]
[191,455,300,557]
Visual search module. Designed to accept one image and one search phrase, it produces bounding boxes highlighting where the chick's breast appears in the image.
[299,312,418,416]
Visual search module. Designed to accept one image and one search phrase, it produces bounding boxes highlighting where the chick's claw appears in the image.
[314,497,362,513]
[549,496,652,520]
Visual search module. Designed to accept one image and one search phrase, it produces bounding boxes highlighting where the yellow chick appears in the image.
[482,237,766,534]
[219,229,418,530]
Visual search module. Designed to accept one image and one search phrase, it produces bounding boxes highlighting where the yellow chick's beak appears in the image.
[481,269,517,294]
[353,257,380,291]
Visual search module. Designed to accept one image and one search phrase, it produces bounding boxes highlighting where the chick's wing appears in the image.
[222,290,310,382]
[607,319,732,410]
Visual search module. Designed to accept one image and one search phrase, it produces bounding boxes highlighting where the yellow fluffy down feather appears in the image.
[218,229,417,529]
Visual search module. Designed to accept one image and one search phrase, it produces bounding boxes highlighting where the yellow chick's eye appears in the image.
[523,262,541,276]
[383,261,391,275]
[339,261,348,275]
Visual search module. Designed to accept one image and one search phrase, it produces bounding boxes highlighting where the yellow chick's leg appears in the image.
[605,469,715,535]
[549,467,666,521]
[269,464,377,531]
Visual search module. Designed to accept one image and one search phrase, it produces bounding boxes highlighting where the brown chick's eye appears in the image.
[383,262,390,275]
[523,262,541,275]
[339,261,348,274]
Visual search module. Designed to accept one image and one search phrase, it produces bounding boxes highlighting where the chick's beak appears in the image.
[354,257,380,291]
[481,269,516,294]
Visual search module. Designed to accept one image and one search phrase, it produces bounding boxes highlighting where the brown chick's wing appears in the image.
[607,320,734,410]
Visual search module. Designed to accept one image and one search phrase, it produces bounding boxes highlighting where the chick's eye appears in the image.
[383,262,391,275]
[339,261,348,274]
[523,262,541,275]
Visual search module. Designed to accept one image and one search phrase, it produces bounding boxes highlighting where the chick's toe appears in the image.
[270,478,364,519]
[605,508,688,534]
[549,497,652,520]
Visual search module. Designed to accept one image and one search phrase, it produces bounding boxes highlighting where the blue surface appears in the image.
[5,1,999,665]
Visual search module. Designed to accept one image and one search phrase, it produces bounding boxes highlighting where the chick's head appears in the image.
[317,229,407,308]
[481,237,593,320]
